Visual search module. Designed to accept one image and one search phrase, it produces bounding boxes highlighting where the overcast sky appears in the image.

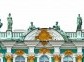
[0,0,84,32]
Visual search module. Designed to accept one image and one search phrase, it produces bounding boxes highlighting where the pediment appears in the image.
[24,28,64,41]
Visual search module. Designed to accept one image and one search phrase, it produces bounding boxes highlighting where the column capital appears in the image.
[5,53,13,62]
[27,55,35,62]
[53,54,61,62]
[76,55,83,62]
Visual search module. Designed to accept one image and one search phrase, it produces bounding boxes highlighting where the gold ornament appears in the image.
[35,28,52,45]
[28,55,35,62]
[15,50,24,56]
[64,50,73,56]
[53,55,61,62]
[77,55,83,62]
[39,48,50,54]
[5,55,12,62]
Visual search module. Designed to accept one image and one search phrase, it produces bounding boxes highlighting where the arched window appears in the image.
[63,56,73,62]
[39,55,49,62]
[15,56,25,62]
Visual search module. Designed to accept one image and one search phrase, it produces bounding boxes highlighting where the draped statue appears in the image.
[53,22,60,30]
[7,13,13,30]
[0,19,3,28]
[77,14,82,30]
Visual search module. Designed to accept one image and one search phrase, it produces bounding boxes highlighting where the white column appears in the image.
[77,47,82,54]
[23,54,27,62]
[7,47,11,53]
[61,54,64,62]
[54,46,60,54]
[77,31,81,39]
[0,53,3,62]
[29,46,34,54]
[73,54,76,62]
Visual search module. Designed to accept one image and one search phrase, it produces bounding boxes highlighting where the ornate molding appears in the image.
[39,48,50,54]
[15,50,24,56]
[5,53,12,62]
[28,55,35,62]
[53,55,61,62]
[64,50,73,56]
[35,28,52,45]
[77,55,83,62]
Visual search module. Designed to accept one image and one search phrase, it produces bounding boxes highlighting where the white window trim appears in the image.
[37,53,52,62]
[61,54,76,62]
[0,53,3,62]
[13,53,27,62]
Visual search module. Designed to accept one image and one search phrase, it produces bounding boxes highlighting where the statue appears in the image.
[7,13,13,30]
[53,22,60,30]
[0,19,3,28]
[77,14,82,30]
[28,22,36,31]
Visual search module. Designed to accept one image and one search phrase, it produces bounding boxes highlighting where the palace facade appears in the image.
[0,13,84,62]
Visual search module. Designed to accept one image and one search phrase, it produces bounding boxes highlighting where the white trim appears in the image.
[77,47,83,55]
[0,53,3,62]
[37,53,52,62]
[54,46,60,54]
[13,53,27,62]
[61,53,76,62]
[6,47,11,53]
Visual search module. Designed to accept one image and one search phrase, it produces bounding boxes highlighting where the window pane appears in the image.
[63,56,73,62]
[15,56,25,62]
[39,55,49,62]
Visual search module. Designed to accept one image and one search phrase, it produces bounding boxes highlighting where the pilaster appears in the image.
[29,46,34,54]
[76,30,82,39]
[54,46,60,54]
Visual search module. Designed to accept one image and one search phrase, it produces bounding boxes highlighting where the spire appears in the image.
[7,13,13,30]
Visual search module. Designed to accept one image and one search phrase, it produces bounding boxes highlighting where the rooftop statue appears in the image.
[28,22,36,31]
[53,22,69,42]
[7,13,13,30]
[77,14,82,30]
[0,19,3,28]
[53,22,60,31]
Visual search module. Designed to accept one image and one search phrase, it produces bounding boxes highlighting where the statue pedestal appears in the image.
[76,30,82,39]
[6,30,12,40]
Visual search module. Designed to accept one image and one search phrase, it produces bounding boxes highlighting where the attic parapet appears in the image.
[0,31,24,40]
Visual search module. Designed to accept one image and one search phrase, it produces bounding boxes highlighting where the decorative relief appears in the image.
[15,50,24,56]
[77,55,83,62]
[53,55,61,62]
[28,55,35,62]
[35,28,52,45]
[39,48,50,54]
[64,50,73,56]
[5,53,12,62]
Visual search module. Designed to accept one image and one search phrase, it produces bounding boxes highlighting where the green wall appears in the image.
[60,49,77,53]
[34,49,54,54]
[11,49,28,54]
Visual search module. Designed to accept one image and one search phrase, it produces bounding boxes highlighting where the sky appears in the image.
[0,0,84,32]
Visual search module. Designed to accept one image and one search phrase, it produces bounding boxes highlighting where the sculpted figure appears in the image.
[77,14,82,30]
[7,13,13,30]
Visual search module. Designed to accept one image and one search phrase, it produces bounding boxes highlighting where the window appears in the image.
[63,56,73,62]
[15,56,25,62]
[39,55,49,62]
